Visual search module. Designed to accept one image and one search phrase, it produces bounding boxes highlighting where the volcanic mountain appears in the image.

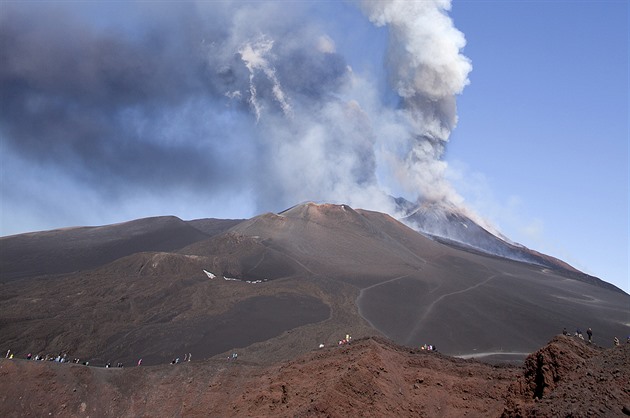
[1,202,627,369]
[396,198,605,284]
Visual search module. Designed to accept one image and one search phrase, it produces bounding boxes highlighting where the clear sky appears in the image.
[1,1,628,292]
[448,1,629,293]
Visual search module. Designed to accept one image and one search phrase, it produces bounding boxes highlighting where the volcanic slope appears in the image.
[398,199,619,292]
[220,203,630,360]
[0,216,241,282]
[1,203,628,367]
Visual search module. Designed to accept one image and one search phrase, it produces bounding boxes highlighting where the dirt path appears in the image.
[404,273,502,344]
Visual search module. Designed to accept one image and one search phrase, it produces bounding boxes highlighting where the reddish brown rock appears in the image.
[1,336,627,417]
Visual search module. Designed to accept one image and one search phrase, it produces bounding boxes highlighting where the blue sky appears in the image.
[448,1,629,292]
[1,1,627,292]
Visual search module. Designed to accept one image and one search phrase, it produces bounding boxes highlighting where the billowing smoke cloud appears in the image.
[359,0,472,205]
[0,0,473,232]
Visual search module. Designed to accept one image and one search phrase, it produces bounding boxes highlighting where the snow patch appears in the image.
[223,276,267,284]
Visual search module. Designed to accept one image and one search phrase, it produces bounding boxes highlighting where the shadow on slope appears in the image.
[0,248,330,367]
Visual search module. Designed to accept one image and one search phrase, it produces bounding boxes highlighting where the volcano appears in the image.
[1,202,627,369]
[396,198,600,283]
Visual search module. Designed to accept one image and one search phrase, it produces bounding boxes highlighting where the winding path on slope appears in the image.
[355,274,412,337]
[404,273,503,345]
[454,351,530,360]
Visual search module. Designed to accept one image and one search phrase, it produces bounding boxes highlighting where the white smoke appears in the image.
[2,0,480,232]
[316,35,336,54]
[359,0,472,207]
[239,36,293,120]
[232,0,473,217]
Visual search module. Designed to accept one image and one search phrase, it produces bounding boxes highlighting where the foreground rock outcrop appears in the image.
[504,335,630,417]
[1,335,627,417]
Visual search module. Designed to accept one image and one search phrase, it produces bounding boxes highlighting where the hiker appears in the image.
[27,353,32,360]
[562,328,568,336]
[614,337,620,346]
[188,353,191,362]
[587,328,593,343]
[137,359,143,366]
[5,350,10,358]
[183,354,187,362]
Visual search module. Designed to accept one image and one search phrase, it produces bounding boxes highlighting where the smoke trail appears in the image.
[359,0,472,206]
[239,36,293,121]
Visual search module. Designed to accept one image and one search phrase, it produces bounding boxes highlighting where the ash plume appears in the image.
[359,0,472,205]
[1,0,475,232]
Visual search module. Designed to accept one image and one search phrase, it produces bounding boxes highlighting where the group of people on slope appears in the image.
[563,327,594,343]
[562,327,629,347]
[3,348,197,368]
[5,350,87,365]
[171,353,192,364]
